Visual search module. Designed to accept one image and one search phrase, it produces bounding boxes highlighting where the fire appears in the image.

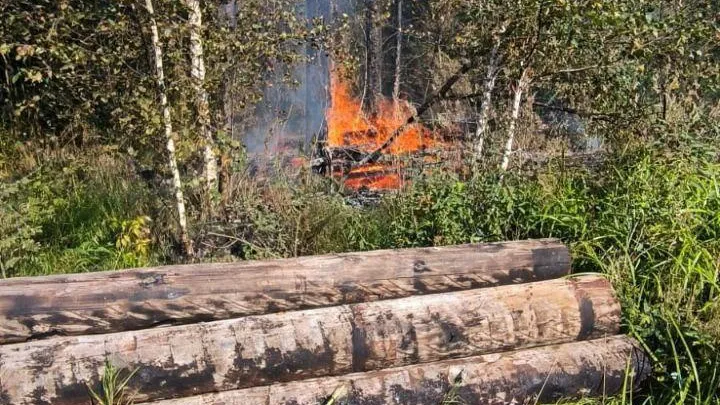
[326,70,442,190]
[345,170,402,190]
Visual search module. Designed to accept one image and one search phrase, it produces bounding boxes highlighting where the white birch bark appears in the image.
[145,0,194,256]
[473,41,500,159]
[184,0,218,196]
[500,69,530,172]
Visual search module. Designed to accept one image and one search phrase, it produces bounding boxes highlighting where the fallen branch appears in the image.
[353,62,474,168]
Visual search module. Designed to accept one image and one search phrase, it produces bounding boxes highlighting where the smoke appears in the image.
[242,53,329,158]
[231,0,360,162]
[236,0,360,164]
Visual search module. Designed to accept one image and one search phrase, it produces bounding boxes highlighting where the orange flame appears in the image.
[326,70,442,190]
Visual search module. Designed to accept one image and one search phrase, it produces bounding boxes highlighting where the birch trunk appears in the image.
[363,0,382,115]
[184,0,218,197]
[145,0,194,256]
[500,69,529,172]
[472,41,500,160]
[392,0,402,102]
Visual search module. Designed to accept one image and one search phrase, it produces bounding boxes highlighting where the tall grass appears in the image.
[2,150,163,276]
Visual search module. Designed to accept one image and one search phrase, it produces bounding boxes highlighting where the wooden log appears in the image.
[0,239,569,343]
[0,275,619,404]
[144,336,650,405]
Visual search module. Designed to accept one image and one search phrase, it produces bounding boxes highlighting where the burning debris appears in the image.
[319,70,456,191]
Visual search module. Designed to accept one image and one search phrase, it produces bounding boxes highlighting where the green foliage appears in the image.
[0,150,161,277]
[88,360,137,405]
[113,216,153,268]
[0,1,150,141]
[0,176,53,277]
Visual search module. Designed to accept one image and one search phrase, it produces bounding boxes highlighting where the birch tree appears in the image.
[500,68,530,171]
[392,0,403,103]
[144,0,194,256]
[471,24,505,161]
[496,1,545,172]
[441,0,518,164]
[363,0,382,115]
[184,0,218,204]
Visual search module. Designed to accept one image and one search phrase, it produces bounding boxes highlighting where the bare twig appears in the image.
[537,63,623,79]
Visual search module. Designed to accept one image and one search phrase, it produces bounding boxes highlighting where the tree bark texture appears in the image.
[472,40,501,161]
[392,0,402,102]
[363,0,382,115]
[500,69,530,172]
[143,336,650,405]
[184,0,218,196]
[0,239,569,344]
[0,275,619,404]
[144,0,194,256]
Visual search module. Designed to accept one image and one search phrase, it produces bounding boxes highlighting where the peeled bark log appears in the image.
[0,239,568,343]
[144,336,650,405]
[0,275,619,404]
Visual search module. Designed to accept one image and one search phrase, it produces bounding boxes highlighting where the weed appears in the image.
[87,360,137,405]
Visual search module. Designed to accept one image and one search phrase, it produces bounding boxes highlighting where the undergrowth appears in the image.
[0,149,165,277]
[380,149,720,404]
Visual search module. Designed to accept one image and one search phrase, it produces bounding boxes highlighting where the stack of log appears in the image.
[0,239,649,404]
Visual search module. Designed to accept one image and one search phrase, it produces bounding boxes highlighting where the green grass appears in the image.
[88,361,137,405]
[1,150,165,277]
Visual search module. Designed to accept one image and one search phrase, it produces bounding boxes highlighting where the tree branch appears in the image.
[532,102,621,122]
[537,65,601,78]
[351,62,474,168]
[521,0,547,69]
[444,92,484,102]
